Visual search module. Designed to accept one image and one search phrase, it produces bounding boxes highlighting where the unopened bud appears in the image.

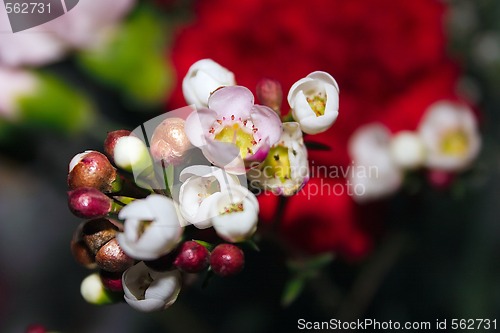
[68,151,121,193]
[427,169,456,190]
[210,243,244,277]
[173,241,210,273]
[104,130,132,161]
[390,131,426,170]
[113,136,153,177]
[150,118,192,165]
[68,187,118,218]
[81,218,120,255]
[80,273,117,305]
[256,78,283,113]
[100,270,124,292]
[95,238,135,272]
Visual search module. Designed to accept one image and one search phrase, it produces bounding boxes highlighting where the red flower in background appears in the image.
[169,0,468,258]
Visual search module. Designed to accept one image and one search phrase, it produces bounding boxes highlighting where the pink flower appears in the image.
[185,86,282,174]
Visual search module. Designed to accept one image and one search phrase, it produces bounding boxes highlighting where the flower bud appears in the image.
[68,187,116,218]
[210,243,245,277]
[182,59,236,108]
[95,238,135,272]
[68,151,121,193]
[26,324,47,333]
[81,218,120,255]
[122,262,182,312]
[80,273,117,305]
[150,118,192,165]
[104,130,132,161]
[426,169,456,190]
[256,78,283,113]
[389,131,426,170]
[100,270,124,292]
[0,68,39,121]
[113,136,154,177]
[70,239,96,269]
[173,241,210,273]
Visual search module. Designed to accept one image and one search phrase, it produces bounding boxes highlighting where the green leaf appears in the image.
[77,5,174,105]
[281,276,306,307]
[193,240,215,252]
[17,73,94,134]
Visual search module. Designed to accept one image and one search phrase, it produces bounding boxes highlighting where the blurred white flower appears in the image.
[390,131,426,170]
[418,101,481,171]
[210,184,259,243]
[80,273,114,305]
[178,165,240,228]
[248,122,309,196]
[348,124,403,202]
[122,262,181,312]
[287,71,339,135]
[182,59,236,108]
[0,67,38,120]
[117,194,183,260]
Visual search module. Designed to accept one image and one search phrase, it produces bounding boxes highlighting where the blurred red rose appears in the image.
[170,0,447,110]
[169,0,459,258]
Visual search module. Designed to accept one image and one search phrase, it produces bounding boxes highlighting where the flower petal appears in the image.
[208,86,254,119]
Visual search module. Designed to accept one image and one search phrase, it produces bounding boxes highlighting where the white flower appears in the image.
[418,101,481,171]
[389,131,426,170]
[122,262,181,312]
[0,67,39,120]
[182,59,236,108]
[287,71,339,135]
[210,185,259,243]
[117,195,183,260]
[348,124,403,202]
[178,165,240,228]
[248,122,309,196]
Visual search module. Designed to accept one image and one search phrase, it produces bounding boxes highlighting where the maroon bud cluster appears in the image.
[210,244,245,277]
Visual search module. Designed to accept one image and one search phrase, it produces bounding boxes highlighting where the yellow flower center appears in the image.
[214,123,257,158]
[221,202,244,215]
[307,93,326,117]
[261,145,291,183]
[441,130,469,156]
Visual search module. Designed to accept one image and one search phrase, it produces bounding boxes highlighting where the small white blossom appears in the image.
[122,262,181,312]
[418,101,481,171]
[248,122,309,196]
[348,124,403,202]
[182,59,236,108]
[210,185,259,243]
[390,131,426,170]
[178,165,240,228]
[287,71,339,135]
[117,194,183,260]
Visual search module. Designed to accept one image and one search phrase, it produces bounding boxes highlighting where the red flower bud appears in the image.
[100,270,124,292]
[210,243,244,277]
[68,187,113,218]
[173,241,210,273]
[256,78,283,113]
[26,324,47,333]
[426,169,456,190]
[104,130,132,162]
[68,151,121,193]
